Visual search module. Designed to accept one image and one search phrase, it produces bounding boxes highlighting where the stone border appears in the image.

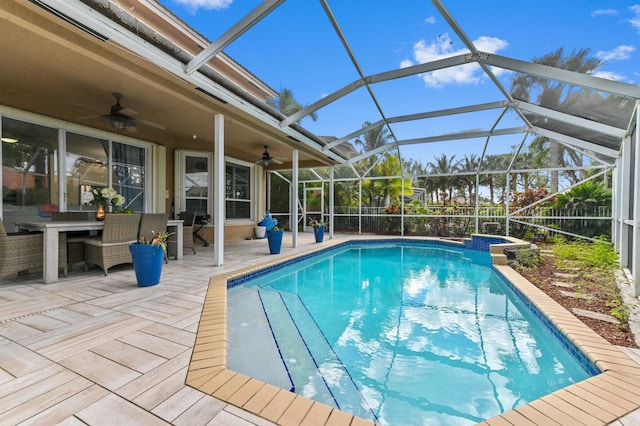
[186,237,640,426]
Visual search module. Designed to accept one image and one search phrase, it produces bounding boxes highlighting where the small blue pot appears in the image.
[313,226,325,243]
[266,229,284,254]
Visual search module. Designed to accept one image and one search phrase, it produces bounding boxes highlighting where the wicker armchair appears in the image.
[138,213,169,263]
[138,213,169,242]
[179,211,197,255]
[0,219,68,278]
[52,211,94,272]
[83,213,140,275]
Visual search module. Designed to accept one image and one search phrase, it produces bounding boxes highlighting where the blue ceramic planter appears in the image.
[266,229,284,254]
[129,243,164,287]
[313,226,324,243]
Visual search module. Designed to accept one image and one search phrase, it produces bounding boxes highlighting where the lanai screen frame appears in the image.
[43,0,640,292]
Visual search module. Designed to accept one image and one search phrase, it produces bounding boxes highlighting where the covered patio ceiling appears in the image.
[1,0,639,174]
[0,0,339,169]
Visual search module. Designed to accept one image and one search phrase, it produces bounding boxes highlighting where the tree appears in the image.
[405,159,433,203]
[510,48,604,192]
[551,180,611,213]
[427,154,459,203]
[354,121,392,170]
[458,154,479,203]
[549,180,612,238]
[267,88,318,123]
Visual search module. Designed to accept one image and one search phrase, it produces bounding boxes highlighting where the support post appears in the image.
[632,104,640,294]
[291,149,299,248]
[329,166,334,239]
[213,114,224,266]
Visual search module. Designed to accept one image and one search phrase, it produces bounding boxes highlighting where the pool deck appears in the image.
[1,233,640,425]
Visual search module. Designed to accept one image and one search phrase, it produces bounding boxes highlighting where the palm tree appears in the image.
[354,121,392,169]
[510,48,603,193]
[458,154,479,203]
[406,159,432,203]
[427,154,459,203]
[481,154,509,204]
[374,154,412,207]
[267,88,318,123]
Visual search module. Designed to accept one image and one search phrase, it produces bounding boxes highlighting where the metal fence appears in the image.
[330,205,612,240]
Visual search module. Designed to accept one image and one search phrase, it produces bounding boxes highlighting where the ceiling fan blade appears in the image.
[119,107,138,116]
[137,118,166,130]
[70,102,102,111]
[76,114,99,120]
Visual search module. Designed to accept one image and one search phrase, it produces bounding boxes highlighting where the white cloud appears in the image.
[592,70,625,81]
[171,0,232,12]
[596,45,636,61]
[403,33,508,88]
[591,9,617,17]
[399,59,414,69]
[425,16,436,24]
[631,5,640,33]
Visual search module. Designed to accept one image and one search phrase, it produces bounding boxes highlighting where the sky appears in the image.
[159,0,640,169]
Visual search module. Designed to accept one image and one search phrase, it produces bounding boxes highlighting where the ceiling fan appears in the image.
[256,145,283,166]
[100,93,137,131]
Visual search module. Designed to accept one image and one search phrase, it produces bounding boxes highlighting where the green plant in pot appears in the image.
[130,230,173,287]
[266,225,284,254]
[308,217,326,243]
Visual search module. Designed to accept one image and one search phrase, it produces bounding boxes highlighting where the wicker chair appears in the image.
[0,219,68,278]
[138,213,169,242]
[138,213,169,263]
[83,213,140,275]
[52,211,94,272]
[179,211,197,255]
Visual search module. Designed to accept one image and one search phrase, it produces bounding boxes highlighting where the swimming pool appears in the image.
[228,240,598,425]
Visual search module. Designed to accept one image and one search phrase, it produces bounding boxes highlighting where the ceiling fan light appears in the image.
[111,117,127,131]
[101,113,135,131]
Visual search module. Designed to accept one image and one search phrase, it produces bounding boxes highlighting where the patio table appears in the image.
[15,219,183,284]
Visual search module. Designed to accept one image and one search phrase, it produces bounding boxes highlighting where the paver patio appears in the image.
[1,233,640,425]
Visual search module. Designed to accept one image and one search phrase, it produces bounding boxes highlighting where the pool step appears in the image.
[258,288,336,405]
[277,291,378,422]
[259,287,378,422]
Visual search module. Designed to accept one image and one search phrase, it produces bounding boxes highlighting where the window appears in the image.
[184,155,209,215]
[112,142,145,212]
[175,151,254,220]
[66,132,108,212]
[1,117,59,228]
[226,161,251,219]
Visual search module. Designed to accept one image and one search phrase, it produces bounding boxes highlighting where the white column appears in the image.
[632,104,640,295]
[401,177,405,236]
[475,172,480,233]
[329,166,334,239]
[291,149,299,248]
[505,173,510,236]
[213,114,225,266]
[58,130,66,211]
[618,136,631,267]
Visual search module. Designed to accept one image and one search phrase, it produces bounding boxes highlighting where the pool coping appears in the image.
[186,237,640,426]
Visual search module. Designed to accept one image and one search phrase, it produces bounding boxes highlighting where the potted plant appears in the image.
[308,217,326,243]
[129,230,172,287]
[82,187,126,221]
[266,225,284,254]
[258,210,278,231]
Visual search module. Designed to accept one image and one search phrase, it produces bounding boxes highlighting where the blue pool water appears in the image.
[230,241,596,426]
